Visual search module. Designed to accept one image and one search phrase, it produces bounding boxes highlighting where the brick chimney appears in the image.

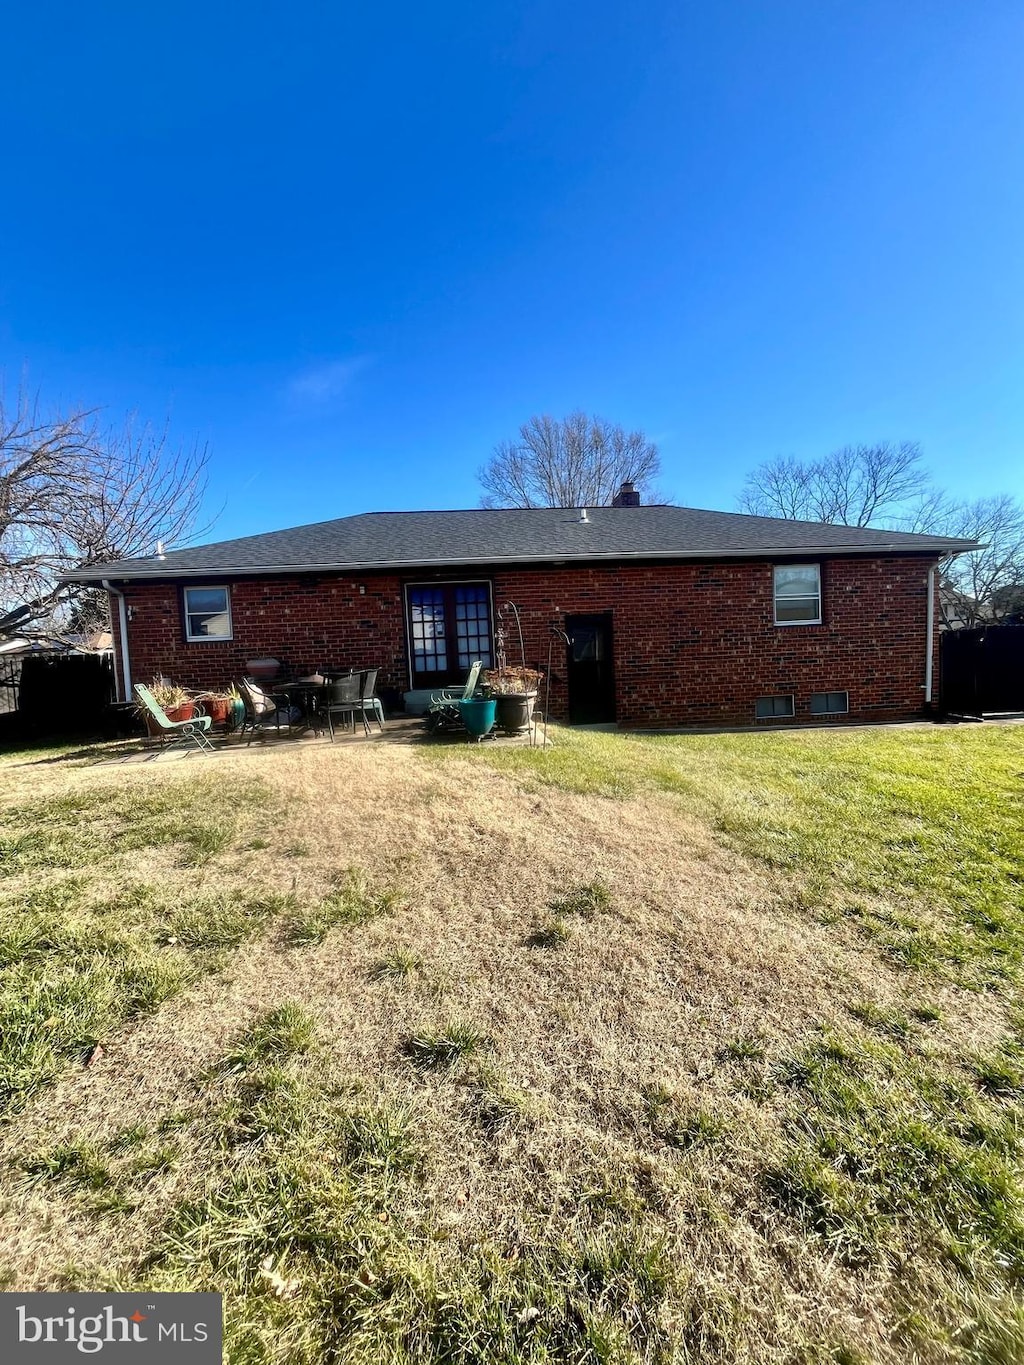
[612,480,641,507]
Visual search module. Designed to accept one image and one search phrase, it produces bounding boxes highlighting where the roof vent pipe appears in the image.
[577,508,589,523]
[155,540,166,560]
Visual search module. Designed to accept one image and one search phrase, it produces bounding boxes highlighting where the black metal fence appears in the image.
[940,625,1024,717]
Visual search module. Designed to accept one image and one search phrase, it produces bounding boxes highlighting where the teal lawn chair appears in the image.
[424,661,482,734]
[134,683,215,753]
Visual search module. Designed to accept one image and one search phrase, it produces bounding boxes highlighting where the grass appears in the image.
[1,724,1023,1363]
[403,1021,490,1069]
[0,876,292,1118]
[121,1015,681,1364]
[437,724,1024,987]
[370,947,424,980]
[526,916,571,948]
[284,867,402,945]
[643,1084,728,1152]
[549,880,612,920]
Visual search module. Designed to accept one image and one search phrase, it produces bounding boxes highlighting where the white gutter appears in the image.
[924,564,936,706]
[102,579,132,702]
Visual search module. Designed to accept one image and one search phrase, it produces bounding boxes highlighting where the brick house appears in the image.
[71,489,976,728]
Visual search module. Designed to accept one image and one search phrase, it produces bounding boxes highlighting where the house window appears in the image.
[183,586,232,641]
[406,583,493,688]
[810,690,849,715]
[773,564,822,625]
[755,695,795,719]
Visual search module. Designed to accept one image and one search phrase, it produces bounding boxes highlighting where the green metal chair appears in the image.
[133,683,215,753]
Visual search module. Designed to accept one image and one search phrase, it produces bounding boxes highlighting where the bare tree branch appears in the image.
[929,495,1024,628]
[0,387,210,638]
[478,411,663,508]
[737,439,1024,628]
[738,442,930,528]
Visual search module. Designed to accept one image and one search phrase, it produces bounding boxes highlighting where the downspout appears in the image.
[102,580,132,702]
[924,563,936,708]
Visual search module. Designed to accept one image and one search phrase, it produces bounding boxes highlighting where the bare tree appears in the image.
[737,439,1024,628]
[479,411,662,508]
[738,441,931,528]
[930,494,1024,628]
[0,389,209,637]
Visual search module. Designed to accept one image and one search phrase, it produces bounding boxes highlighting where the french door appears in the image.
[406,583,493,689]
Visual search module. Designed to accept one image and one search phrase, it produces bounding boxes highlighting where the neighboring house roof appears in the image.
[67,505,979,582]
[0,632,112,656]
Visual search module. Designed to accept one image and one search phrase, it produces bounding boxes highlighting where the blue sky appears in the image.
[2,1,1021,543]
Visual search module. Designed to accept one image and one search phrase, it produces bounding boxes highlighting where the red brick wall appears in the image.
[112,553,940,727]
[113,574,407,701]
[494,556,938,727]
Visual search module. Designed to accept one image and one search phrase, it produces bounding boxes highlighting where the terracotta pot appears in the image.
[202,696,231,725]
[164,702,194,723]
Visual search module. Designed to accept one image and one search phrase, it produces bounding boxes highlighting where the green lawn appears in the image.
[1,722,1022,1364]
[449,724,1024,983]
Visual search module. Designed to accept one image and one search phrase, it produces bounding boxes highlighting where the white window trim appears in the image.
[183,585,233,643]
[773,563,822,627]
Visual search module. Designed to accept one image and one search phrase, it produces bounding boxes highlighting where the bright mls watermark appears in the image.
[0,1293,221,1361]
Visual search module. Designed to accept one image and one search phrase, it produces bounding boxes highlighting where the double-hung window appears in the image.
[773,564,822,625]
[183,586,232,641]
[406,583,493,688]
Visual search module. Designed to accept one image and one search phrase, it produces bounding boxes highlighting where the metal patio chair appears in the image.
[237,677,297,745]
[424,661,482,735]
[133,683,215,753]
[354,667,385,733]
[323,673,362,741]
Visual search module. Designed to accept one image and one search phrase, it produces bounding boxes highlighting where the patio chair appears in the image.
[323,672,361,741]
[354,667,385,733]
[237,678,299,745]
[133,683,215,753]
[424,661,482,735]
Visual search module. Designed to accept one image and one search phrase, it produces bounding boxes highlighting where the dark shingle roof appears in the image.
[70,505,978,581]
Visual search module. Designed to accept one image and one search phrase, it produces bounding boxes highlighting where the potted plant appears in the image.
[482,666,543,735]
[136,680,195,735]
[197,689,234,725]
[225,684,245,732]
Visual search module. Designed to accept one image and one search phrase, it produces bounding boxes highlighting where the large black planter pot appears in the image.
[494,691,537,736]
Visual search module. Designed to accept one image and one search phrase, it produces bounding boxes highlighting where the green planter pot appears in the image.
[458,698,497,740]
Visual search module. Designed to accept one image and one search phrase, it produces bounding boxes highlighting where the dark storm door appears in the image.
[565,613,616,723]
[406,583,493,688]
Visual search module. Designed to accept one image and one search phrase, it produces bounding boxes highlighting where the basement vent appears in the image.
[810,691,849,715]
[755,695,795,719]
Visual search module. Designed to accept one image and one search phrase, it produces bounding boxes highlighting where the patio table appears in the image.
[275,677,328,735]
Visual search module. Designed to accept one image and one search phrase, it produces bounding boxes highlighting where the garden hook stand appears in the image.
[541,625,572,749]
